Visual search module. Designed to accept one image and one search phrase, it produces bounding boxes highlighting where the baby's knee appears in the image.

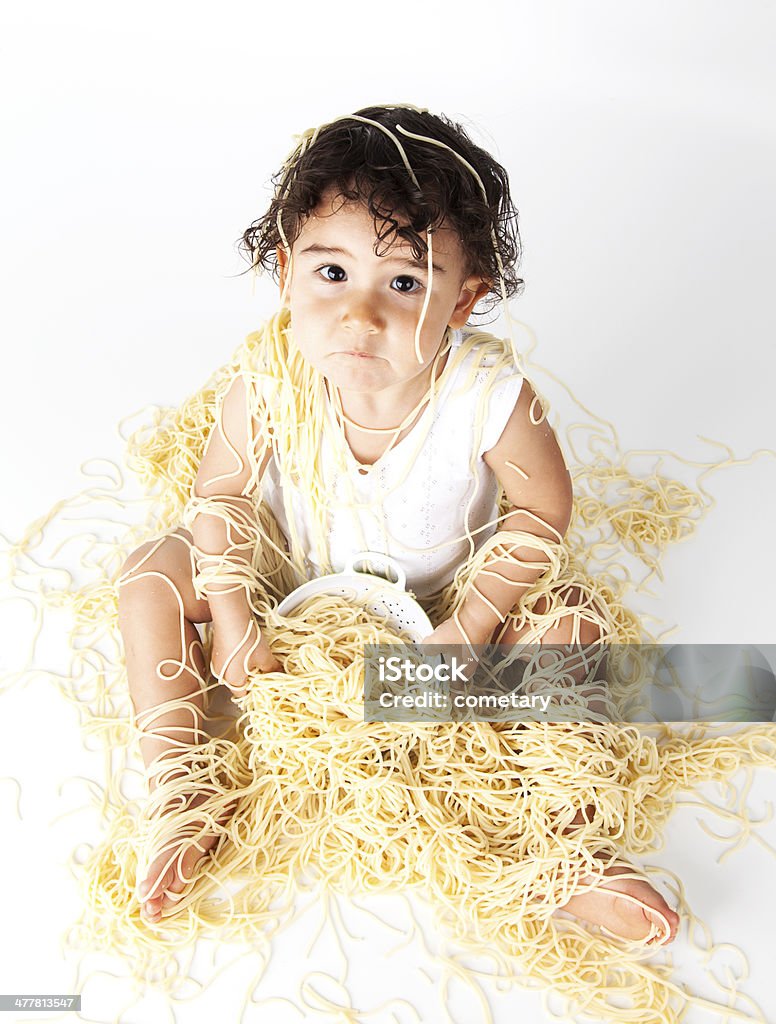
[117,534,181,595]
[116,530,210,625]
[539,586,607,649]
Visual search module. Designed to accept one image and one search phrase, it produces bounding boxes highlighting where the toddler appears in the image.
[117,103,679,945]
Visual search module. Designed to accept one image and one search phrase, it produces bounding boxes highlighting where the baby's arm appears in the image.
[454,379,573,644]
[185,374,280,693]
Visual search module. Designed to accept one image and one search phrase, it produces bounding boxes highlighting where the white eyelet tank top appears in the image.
[260,327,524,599]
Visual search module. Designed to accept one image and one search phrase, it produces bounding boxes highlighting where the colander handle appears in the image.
[345,551,407,590]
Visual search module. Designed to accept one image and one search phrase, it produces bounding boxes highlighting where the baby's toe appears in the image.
[159,876,189,911]
[166,869,189,896]
[138,861,176,904]
[649,907,679,945]
[141,894,164,920]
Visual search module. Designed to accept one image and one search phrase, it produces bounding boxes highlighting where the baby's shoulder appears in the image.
[458,327,515,368]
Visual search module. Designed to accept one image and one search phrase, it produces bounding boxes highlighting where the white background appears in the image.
[1,2,775,1022]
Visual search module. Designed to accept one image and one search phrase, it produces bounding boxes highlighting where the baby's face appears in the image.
[277,187,489,395]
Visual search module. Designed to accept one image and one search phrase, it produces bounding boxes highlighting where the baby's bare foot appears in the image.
[555,810,679,945]
[137,788,232,922]
[557,857,680,945]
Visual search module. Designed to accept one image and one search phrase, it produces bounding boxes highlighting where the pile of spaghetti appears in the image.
[4,308,776,1024]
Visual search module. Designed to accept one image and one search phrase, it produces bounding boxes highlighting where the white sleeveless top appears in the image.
[261,327,524,598]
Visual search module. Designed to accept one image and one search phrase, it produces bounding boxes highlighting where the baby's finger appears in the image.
[225,679,249,701]
[249,643,283,674]
[258,653,283,673]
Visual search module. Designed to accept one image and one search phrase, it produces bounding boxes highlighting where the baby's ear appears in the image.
[449,275,492,328]
[276,245,288,282]
[276,245,292,298]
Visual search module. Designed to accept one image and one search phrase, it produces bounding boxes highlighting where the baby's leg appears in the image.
[117,527,233,922]
[494,583,612,721]
[495,586,679,945]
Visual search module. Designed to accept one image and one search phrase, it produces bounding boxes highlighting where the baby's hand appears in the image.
[210,617,282,698]
[420,615,498,686]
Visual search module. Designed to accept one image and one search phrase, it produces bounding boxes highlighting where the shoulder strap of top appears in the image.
[452,328,525,458]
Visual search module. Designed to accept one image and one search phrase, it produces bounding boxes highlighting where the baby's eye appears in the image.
[392,275,423,294]
[317,264,347,282]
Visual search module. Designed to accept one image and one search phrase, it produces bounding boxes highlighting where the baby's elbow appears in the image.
[193,474,219,499]
[540,470,574,542]
[192,472,215,499]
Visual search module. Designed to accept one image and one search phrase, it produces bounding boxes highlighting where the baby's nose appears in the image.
[343,293,383,331]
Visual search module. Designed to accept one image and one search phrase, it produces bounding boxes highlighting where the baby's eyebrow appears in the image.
[298,243,447,275]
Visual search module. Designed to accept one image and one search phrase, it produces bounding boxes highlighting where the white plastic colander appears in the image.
[276,551,433,642]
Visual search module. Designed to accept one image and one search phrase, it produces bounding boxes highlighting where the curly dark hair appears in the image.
[237,104,524,321]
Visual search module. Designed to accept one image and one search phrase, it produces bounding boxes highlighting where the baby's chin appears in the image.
[321,352,396,391]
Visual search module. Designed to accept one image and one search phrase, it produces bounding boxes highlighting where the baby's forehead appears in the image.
[297,193,463,262]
